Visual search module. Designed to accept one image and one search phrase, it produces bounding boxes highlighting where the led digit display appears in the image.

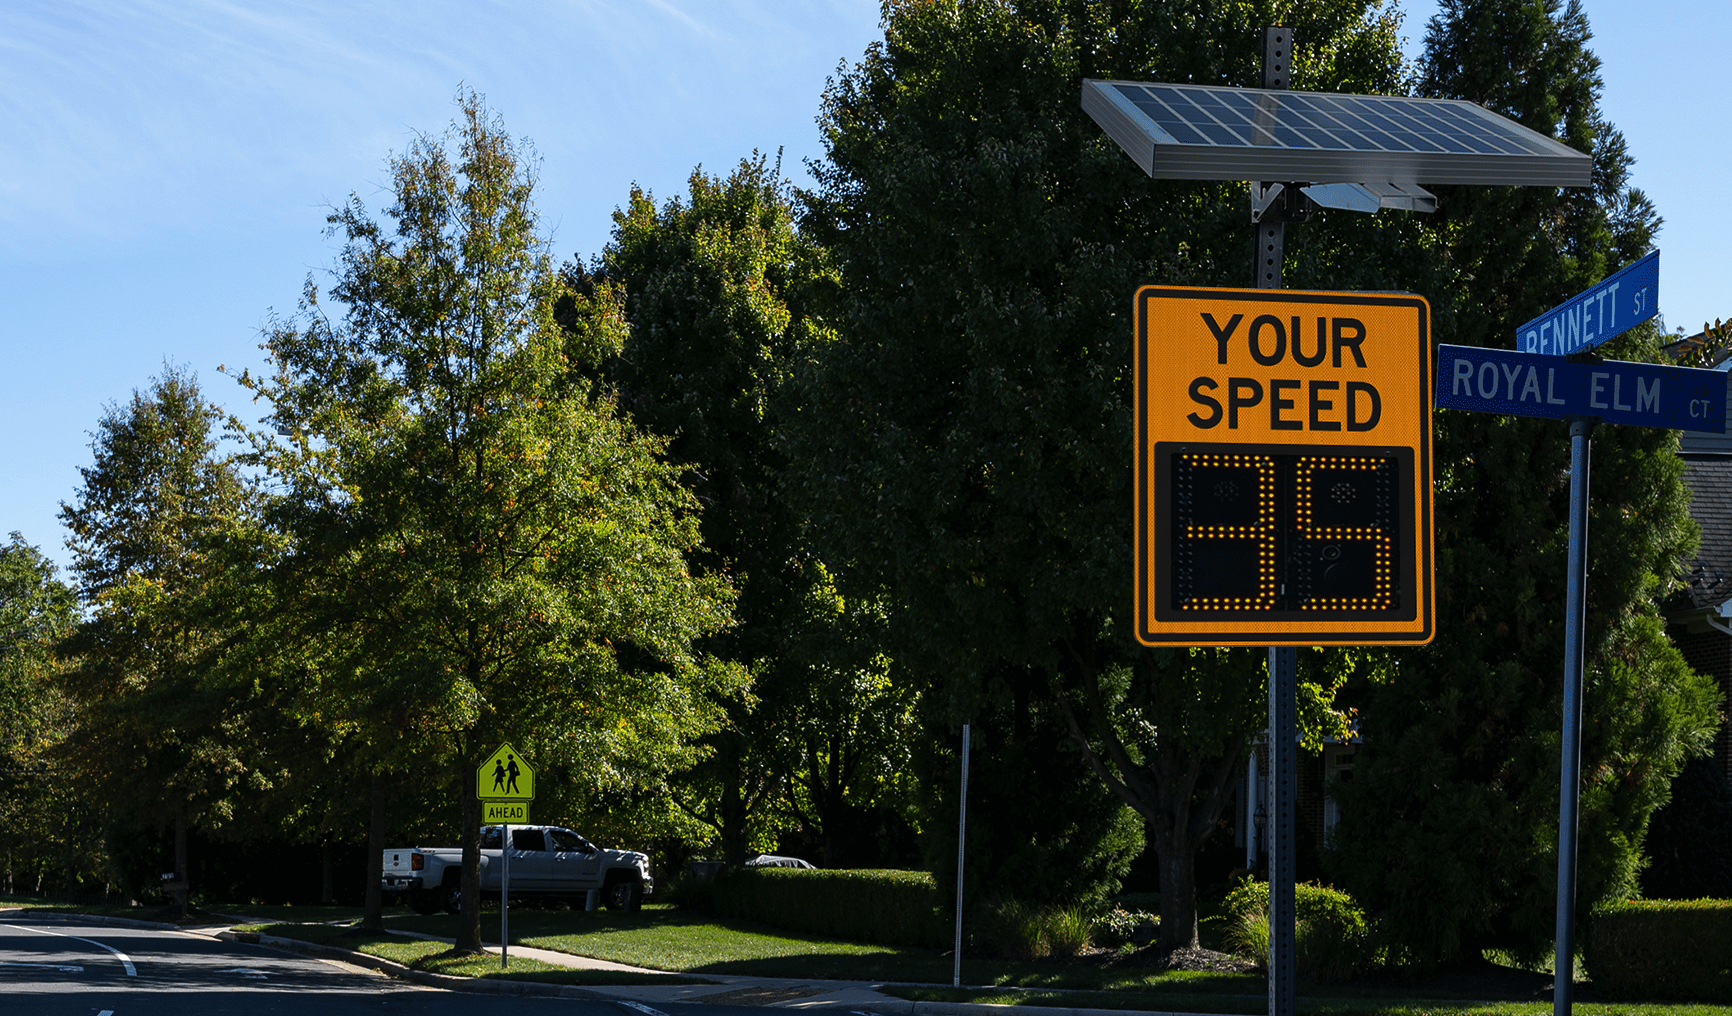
[1162,445,1405,617]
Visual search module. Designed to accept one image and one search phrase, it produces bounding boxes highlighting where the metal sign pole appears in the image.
[952,723,971,989]
[501,823,510,969]
[1553,416,1593,1015]
[1255,27,1298,1016]
[1266,647,1298,1016]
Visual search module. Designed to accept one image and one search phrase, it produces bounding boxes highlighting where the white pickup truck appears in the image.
[382,824,653,915]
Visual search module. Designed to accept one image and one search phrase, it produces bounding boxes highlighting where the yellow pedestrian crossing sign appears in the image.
[477,743,534,801]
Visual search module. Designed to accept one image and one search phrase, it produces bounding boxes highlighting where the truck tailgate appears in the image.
[383,850,418,876]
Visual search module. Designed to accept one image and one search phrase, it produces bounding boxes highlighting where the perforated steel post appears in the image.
[1554,417,1593,1015]
[1257,27,1297,1016]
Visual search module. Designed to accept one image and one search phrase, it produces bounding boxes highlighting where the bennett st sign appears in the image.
[1515,250,1659,355]
[1135,286,1434,647]
[1434,345,1726,431]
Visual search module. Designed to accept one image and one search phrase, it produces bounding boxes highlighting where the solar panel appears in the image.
[1082,79,1591,187]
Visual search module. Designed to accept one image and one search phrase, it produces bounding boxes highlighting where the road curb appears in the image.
[221,931,610,999]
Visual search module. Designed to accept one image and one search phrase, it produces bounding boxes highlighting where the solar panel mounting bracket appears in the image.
[1250,181,1316,223]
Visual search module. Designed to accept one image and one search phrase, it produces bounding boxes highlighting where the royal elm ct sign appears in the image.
[1434,344,1725,431]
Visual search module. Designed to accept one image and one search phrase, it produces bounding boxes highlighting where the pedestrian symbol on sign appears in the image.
[476,743,534,802]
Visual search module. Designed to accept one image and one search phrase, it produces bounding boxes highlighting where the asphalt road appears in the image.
[0,919,630,1016]
[0,919,897,1016]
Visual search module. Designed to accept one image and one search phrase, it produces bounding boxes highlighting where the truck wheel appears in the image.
[604,877,642,911]
[441,879,462,915]
[409,889,443,916]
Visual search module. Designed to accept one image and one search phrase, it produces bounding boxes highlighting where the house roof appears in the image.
[1678,455,1732,611]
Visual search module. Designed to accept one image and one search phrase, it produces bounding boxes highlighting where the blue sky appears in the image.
[3,1,1724,574]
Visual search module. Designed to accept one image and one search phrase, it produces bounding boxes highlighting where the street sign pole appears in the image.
[1257,28,1297,1016]
[502,823,510,969]
[1553,416,1593,1014]
[953,722,971,989]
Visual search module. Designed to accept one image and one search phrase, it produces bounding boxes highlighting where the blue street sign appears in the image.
[1435,344,1725,431]
[1515,250,1660,355]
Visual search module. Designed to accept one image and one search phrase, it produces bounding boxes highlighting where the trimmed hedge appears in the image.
[1587,899,1732,1002]
[711,867,948,948]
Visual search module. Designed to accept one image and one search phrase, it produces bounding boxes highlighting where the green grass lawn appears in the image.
[245,921,708,986]
[888,985,1732,1016]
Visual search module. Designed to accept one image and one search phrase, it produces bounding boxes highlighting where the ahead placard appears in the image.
[1135,287,1435,646]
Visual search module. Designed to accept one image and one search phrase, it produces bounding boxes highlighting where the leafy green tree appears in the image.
[243,93,740,952]
[0,533,77,895]
[596,156,914,866]
[57,366,259,906]
[1326,0,1722,967]
[795,0,1410,948]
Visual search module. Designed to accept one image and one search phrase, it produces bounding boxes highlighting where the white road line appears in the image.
[99,1011,113,1016]
[3,923,137,976]
[618,1002,669,1016]
[0,960,85,972]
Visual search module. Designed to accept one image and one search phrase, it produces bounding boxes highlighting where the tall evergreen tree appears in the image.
[1327,0,1721,967]
[796,0,1409,947]
[57,366,258,904]
[596,156,915,866]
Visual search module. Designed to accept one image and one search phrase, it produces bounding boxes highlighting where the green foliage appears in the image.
[56,366,272,852]
[795,0,1412,951]
[239,92,743,948]
[1221,879,1370,982]
[972,897,1093,960]
[921,695,1144,911]
[710,866,947,948]
[1642,758,1732,901]
[1587,899,1732,1002]
[598,155,911,865]
[1092,906,1157,948]
[0,533,76,892]
[1327,0,1722,968]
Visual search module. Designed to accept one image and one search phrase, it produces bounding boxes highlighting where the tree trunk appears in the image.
[321,837,334,905]
[720,738,748,865]
[362,773,387,931]
[1050,660,1246,953]
[457,769,483,953]
[1154,828,1201,950]
[174,811,189,919]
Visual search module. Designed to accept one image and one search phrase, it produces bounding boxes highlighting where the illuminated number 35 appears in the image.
[1167,445,1400,616]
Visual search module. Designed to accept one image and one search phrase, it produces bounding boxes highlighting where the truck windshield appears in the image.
[480,827,502,850]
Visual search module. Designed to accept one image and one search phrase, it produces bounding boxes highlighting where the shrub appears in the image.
[1221,879,1369,983]
[710,867,947,948]
[1046,905,1093,958]
[1642,759,1732,900]
[1587,899,1732,1002]
[1093,906,1158,947]
[970,897,1095,959]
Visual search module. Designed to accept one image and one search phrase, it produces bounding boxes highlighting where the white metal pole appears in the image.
[952,723,971,989]
[501,823,510,969]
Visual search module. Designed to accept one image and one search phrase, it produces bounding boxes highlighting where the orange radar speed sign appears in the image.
[1134,286,1434,646]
